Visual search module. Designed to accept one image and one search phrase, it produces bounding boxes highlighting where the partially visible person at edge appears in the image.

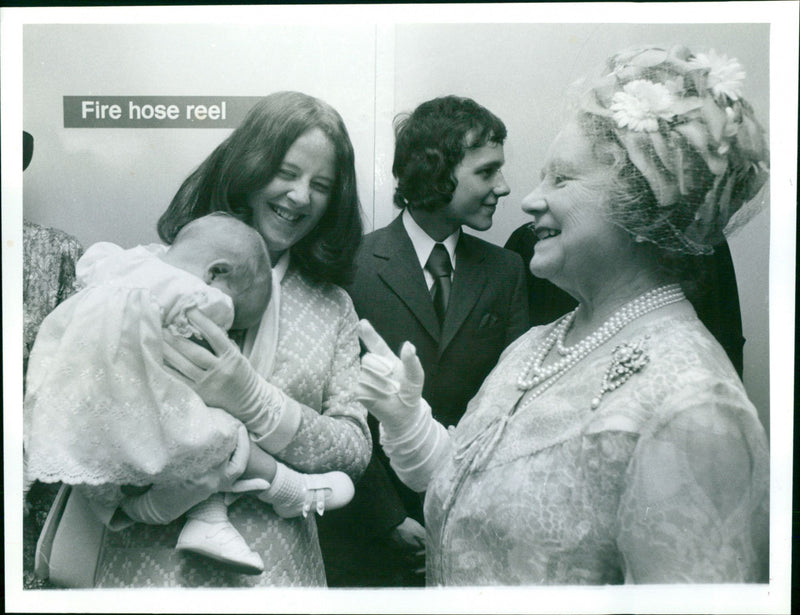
[504,224,746,377]
[47,91,370,587]
[22,131,87,590]
[318,95,528,587]
[357,45,770,585]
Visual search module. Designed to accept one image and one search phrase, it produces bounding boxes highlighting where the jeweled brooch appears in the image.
[591,336,650,410]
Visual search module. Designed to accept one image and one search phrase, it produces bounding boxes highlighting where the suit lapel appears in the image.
[374,216,441,342]
[441,234,487,352]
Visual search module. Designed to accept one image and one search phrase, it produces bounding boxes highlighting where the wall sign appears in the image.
[63,96,263,128]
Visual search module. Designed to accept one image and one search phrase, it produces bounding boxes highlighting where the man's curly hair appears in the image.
[392,96,507,211]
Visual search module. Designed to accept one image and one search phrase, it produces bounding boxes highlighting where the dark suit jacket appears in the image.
[348,214,530,427]
[317,214,529,586]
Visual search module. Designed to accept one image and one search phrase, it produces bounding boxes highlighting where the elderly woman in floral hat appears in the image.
[356,45,770,585]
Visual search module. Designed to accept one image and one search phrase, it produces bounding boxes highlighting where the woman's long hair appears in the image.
[158,91,363,286]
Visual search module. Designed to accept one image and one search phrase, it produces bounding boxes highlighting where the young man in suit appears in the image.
[317,96,529,586]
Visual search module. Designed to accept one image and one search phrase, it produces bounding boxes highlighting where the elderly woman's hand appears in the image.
[163,308,265,415]
[356,320,425,433]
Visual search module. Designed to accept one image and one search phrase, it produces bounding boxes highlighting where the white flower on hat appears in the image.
[689,50,746,100]
[610,79,676,132]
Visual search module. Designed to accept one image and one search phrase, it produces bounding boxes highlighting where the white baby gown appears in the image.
[24,242,242,490]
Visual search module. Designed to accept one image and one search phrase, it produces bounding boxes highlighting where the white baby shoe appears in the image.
[258,464,355,518]
[176,495,264,575]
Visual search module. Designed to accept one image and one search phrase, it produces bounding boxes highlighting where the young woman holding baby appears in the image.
[48,91,370,587]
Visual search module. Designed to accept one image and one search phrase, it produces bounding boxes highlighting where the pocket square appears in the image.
[478,312,499,328]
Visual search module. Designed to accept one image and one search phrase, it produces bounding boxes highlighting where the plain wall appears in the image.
[23,24,379,246]
[22,22,770,431]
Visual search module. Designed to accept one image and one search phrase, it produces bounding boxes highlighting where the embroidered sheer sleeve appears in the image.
[271,291,371,481]
[617,395,769,583]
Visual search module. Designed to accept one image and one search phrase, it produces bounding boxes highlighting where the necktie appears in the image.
[426,243,452,324]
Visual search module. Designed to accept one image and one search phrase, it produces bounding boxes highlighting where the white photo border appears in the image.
[2,3,796,613]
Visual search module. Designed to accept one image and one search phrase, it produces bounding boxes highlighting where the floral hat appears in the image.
[581,45,769,254]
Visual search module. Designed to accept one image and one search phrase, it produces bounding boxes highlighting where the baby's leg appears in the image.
[176,494,264,575]
[240,444,278,483]
[234,444,355,519]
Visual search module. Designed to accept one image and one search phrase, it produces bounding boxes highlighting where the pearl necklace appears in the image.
[517,283,685,392]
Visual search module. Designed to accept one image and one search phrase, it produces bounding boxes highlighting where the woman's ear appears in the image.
[204,259,232,284]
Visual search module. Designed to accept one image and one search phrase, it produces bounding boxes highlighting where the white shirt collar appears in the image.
[402,208,459,271]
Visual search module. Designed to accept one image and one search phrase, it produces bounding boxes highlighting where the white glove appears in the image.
[380,401,452,493]
[356,319,425,435]
[163,308,293,444]
[122,425,249,525]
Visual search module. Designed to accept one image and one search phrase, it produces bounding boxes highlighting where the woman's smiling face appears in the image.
[247,127,336,262]
[521,120,633,290]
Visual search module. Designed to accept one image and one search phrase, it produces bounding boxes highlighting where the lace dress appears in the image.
[24,242,241,490]
[85,267,371,587]
[23,221,84,380]
[424,301,769,585]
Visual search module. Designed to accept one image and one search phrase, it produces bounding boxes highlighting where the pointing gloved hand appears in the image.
[356,320,452,493]
[355,319,425,434]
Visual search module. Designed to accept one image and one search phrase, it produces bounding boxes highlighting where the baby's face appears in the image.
[212,267,272,330]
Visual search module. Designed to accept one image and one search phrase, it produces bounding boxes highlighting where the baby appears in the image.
[24,212,354,575]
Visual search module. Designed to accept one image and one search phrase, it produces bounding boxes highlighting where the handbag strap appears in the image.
[39,485,106,587]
